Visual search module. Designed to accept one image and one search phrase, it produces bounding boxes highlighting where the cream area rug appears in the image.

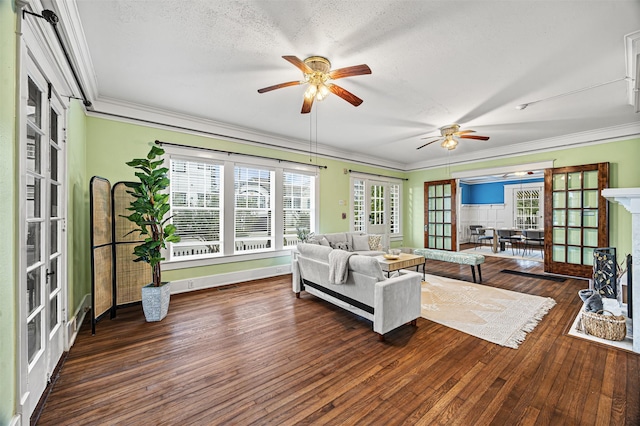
[421,274,556,349]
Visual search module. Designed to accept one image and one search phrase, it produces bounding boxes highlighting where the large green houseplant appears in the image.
[124,144,180,321]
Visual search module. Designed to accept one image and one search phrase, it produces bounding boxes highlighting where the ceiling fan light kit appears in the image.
[258,55,371,114]
[417,123,490,151]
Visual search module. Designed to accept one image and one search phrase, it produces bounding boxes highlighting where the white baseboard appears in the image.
[170,264,292,294]
[66,293,91,348]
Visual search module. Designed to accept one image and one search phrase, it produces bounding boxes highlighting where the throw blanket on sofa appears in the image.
[328,249,357,284]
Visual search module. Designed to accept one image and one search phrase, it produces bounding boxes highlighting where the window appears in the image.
[283,171,315,246]
[353,179,366,232]
[390,183,400,234]
[234,166,273,253]
[351,175,403,240]
[170,158,222,259]
[515,188,540,229]
[166,150,317,263]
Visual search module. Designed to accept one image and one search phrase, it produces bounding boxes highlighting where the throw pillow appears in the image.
[334,241,352,251]
[319,237,330,246]
[352,234,370,251]
[368,235,382,250]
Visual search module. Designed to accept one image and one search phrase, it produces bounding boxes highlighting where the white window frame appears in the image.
[283,170,316,247]
[349,173,403,242]
[162,145,319,269]
[169,156,224,260]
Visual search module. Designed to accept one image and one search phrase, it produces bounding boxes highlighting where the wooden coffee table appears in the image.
[377,253,425,280]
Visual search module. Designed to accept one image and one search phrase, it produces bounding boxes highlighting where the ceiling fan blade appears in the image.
[459,135,490,141]
[282,55,313,74]
[329,64,372,80]
[416,138,441,150]
[328,84,363,107]
[454,130,476,135]
[257,80,302,93]
[301,96,314,114]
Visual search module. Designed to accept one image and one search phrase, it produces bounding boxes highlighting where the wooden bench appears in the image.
[413,248,485,283]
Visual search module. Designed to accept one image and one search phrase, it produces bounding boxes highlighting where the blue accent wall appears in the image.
[461,178,544,205]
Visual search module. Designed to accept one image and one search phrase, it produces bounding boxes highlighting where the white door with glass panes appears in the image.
[21,61,67,418]
[352,178,401,250]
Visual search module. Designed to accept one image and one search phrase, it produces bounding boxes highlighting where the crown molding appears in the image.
[19,0,76,100]
[87,96,408,171]
[405,121,640,171]
[48,0,98,102]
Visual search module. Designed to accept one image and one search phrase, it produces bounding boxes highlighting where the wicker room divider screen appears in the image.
[112,182,152,306]
[90,178,151,334]
[90,177,114,334]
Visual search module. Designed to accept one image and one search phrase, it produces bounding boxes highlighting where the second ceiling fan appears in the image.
[417,124,490,151]
[257,55,371,114]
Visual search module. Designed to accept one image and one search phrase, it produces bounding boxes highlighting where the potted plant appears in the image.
[123,144,180,321]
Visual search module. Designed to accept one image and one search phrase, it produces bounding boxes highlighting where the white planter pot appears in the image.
[141,282,171,322]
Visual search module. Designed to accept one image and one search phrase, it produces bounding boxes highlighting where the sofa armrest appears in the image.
[373,272,422,335]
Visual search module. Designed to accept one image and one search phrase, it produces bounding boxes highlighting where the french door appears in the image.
[424,179,457,250]
[544,163,609,278]
[21,59,67,418]
[352,178,395,248]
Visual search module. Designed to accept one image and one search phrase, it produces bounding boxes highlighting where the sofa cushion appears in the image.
[368,235,382,250]
[348,255,386,281]
[318,237,330,246]
[352,234,370,251]
[297,243,332,262]
[323,233,348,246]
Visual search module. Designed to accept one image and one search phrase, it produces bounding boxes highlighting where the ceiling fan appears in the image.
[416,124,490,151]
[257,55,371,114]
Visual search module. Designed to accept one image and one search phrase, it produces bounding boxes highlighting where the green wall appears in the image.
[67,101,89,314]
[0,0,17,423]
[85,116,405,282]
[404,139,640,258]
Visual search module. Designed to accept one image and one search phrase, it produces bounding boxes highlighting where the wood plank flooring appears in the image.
[36,254,640,425]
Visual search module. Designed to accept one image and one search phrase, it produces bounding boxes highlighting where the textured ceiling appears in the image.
[72,0,640,169]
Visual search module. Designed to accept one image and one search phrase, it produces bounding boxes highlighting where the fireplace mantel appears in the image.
[602,187,640,352]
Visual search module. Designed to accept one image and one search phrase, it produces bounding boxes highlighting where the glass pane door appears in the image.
[22,66,66,419]
[366,181,388,247]
[424,179,457,251]
[544,163,609,278]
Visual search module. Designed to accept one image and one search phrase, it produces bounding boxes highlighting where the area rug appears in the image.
[421,274,556,349]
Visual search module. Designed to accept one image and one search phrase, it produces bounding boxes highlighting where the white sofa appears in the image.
[307,231,386,256]
[292,243,422,340]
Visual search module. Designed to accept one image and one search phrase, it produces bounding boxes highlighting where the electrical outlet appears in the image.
[188,280,194,289]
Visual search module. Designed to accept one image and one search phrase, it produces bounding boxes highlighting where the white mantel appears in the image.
[602,188,640,353]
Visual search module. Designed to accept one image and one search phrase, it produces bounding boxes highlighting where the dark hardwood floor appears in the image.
[37,254,640,425]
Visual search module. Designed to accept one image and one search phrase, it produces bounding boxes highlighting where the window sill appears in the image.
[163,248,294,270]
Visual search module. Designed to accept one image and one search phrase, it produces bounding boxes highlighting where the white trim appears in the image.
[169,264,292,294]
[86,97,407,170]
[66,293,90,348]
[624,30,640,110]
[452,161,554,180]
[503,182,544,229]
